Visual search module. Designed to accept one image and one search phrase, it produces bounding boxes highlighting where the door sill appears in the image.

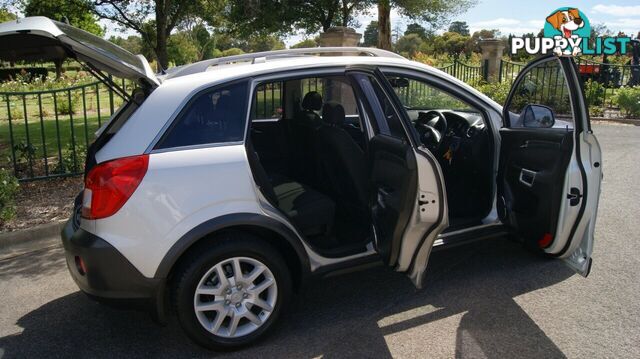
[433,223,511,251]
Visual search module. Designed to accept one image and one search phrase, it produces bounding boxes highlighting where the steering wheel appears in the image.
[415,110,448,151]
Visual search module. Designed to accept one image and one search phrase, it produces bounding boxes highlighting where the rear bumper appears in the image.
[60,219,165,314]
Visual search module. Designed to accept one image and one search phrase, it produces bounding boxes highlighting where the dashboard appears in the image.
[440,110,485,139]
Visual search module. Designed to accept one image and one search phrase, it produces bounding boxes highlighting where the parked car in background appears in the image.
[0,17,602,350]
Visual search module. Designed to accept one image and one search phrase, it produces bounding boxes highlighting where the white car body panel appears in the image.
[397,146,449,288]
[560,131,601,273]
[92,145,260,277]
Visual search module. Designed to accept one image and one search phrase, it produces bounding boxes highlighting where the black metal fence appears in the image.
[437,59,487,84]
[500,58,640,110]
[0,78,128,181]
[499,59,525,85]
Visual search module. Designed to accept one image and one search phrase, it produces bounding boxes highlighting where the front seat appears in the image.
[315,102,369,216]
[291,91,324,183]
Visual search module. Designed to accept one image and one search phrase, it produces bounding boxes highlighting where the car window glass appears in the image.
[386,76,474,111]
[290,76,362,130]
[507,58,574,129]
[156,81,248,149]
[253,81,283,121]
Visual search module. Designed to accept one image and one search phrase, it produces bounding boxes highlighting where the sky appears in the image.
[89,1,640,46]
[283,1,640,46]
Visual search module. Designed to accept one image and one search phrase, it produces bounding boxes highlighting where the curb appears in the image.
[0,220,66,251]
[591,117,640,125]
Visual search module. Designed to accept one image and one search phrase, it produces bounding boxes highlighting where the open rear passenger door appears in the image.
[499,56,602,276]
[349,70,448,288]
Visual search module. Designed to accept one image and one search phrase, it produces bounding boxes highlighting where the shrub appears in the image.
[220,48,244,57]
[584,79,605,107]
[589,105,604,117]
[614,86,640,118]
[56,93,81,115]
[52,143,87,175]
[6,103,23,120]
[13,141,37,165]
[0,168,20,223]
[474,81,511,105]
[412,52,439,66]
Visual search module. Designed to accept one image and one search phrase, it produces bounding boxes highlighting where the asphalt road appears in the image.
[1,123,639,358]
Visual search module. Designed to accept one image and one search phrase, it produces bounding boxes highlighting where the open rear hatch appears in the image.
[0,16,159,89]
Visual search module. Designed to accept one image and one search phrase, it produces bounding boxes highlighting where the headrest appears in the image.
[322,102,345,126]
[302,91,323,111]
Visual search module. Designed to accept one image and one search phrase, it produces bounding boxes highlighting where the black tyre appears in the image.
[172,233,292,350]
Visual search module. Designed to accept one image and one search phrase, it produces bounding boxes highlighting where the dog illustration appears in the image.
[546,8,585,56]
[546,8,584,38]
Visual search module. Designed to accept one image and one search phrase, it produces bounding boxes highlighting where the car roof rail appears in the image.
[164,47,404,79]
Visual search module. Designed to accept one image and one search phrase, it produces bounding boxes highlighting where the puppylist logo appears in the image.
[511,7,631,56]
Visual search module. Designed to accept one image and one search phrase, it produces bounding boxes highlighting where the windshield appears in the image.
[386,76,474,112]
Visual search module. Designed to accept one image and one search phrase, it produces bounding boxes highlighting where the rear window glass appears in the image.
[156,81,249,149]
[55,21,145,73]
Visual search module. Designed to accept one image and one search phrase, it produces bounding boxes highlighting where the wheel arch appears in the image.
[155,213,310,291]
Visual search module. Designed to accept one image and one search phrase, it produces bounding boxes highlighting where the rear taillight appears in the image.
[81,155,149,220]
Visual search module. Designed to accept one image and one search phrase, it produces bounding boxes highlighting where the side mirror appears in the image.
[521,104,556,128]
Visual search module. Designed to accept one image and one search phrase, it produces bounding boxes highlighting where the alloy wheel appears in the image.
[193,256,278,338]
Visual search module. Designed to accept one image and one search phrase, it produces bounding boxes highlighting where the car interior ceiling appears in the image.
[248,75,494,255]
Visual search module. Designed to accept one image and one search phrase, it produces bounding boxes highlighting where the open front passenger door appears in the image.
[349,70,448,288]
[499,56,602,276]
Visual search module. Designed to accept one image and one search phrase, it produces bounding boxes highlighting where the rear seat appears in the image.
[271,177,335,237]
[247,146,335,237]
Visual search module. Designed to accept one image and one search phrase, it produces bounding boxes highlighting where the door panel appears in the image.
[349,69,447,288]
[250,119,289,175]
[499,128,573,248]
[501,55,602,276]
[369,134,418,265]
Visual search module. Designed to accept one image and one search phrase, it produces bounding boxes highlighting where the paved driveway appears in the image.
[0,123,639,358]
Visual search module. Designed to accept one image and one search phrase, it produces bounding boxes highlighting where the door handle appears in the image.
[519,169,537,187]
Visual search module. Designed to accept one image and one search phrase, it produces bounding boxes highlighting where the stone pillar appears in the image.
[318,26,362,47]
[317,27,363,113]
[479,39,506,83]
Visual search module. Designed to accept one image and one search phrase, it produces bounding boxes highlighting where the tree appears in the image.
[395,33,423,57]
[291,38,318,49]
[377,0,476,50]
[22,0,103,35]
[467,28,499,53]
[377,0,392,50]
[362,20,378,46]
[432,31,470,58]
[0,7,16,22]
[404,23,425,39]
[246,34,286,52]
[167,31,199,65]
[227,0,373,37]
[448,21,469,36]
[92,0,213,70]
[110,35,144,55]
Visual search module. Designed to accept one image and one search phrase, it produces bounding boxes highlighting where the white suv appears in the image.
[1,18,602,350]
